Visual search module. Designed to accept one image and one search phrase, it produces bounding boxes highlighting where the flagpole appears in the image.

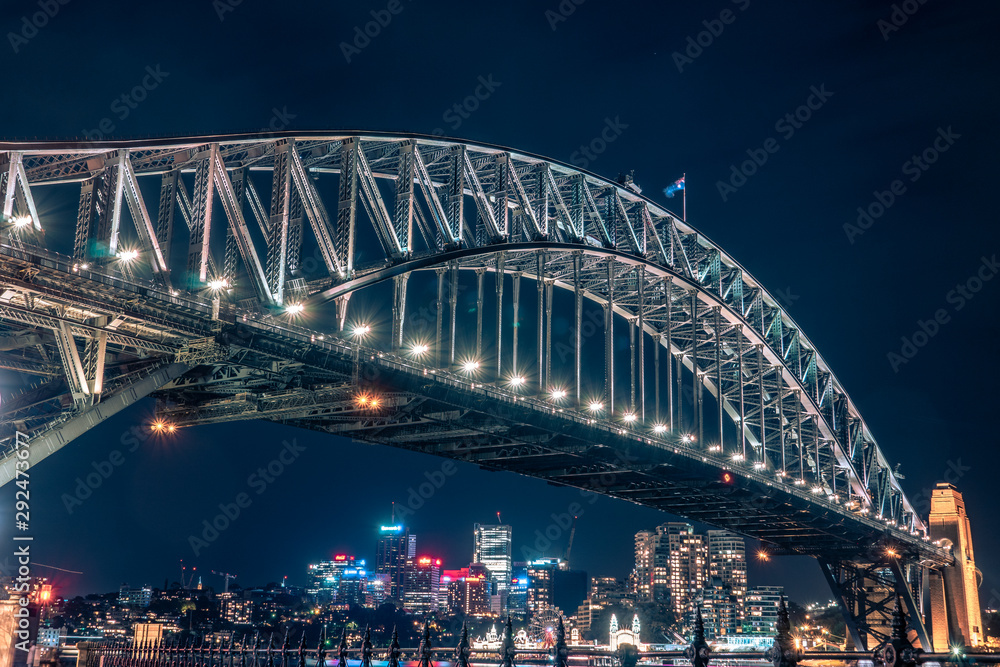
[682,172,687,220]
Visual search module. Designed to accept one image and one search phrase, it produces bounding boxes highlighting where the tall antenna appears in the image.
[496,511,502,524]
[392,501,395,524]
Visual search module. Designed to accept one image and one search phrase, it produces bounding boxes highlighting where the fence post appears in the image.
[765,597,798,667]
[418,624,433,667]
[500,615,516,667]
[360,627,373,667]
[687,607,711,667]
[337,629,348,667]
[454,624,471,667]
[554,617,569,667]
[388,627,401,667]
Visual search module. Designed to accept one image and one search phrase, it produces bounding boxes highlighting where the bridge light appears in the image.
[811,486,823,494]
[588,401,603,412]
[721,471,735,485]
[885,547,898,559]
[352,324,371,338]
[622,412,637,423]
[509,376,525,387]
[12,215,31,228]
[652,424,667,434]
[462,360,480,373]
[411,344,429,356]
[551,389,567,400]
[151,421,165,432]
[285,303,305,315]
[753,461,766,470]
[167,424,176,433]
[731,453,744,462]
[117,249,139,262]
[756,550,770,562]
[681,433,695,443]
[208,278,229,290]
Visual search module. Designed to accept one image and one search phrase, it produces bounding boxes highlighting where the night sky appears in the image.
[2,0,999,607]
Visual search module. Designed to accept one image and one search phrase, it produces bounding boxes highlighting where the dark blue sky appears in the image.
[2,0,999,606]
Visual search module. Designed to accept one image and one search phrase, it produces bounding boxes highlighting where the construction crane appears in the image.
[179,560,197,589]
[563,515,578,566]
[212,570,237,594]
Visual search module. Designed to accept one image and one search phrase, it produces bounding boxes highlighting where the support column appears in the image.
[449,262,458,365]
[392,274,409,353]
[666,280,674,429]
[537,252,545,393]
[714,306,723,452]
[475,268,486,359]
[637,268,645,422]
[654,333,661,424]
[545,279,553,394]
[605,258,615,415]
[758,345,766,459]
[512,271,521,378]
[435,267,446,368]
[691,292,699,443]
[573,253,583,407]
[629,316,636,413]
[737,326,746,460]
[495,252,505,381]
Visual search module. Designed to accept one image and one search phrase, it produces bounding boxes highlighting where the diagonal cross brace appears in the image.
[211,149,274,306]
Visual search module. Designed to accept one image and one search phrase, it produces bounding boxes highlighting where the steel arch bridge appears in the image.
[0,133,957,650]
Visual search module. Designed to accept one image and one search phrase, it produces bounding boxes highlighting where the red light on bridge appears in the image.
[721,471,734,484]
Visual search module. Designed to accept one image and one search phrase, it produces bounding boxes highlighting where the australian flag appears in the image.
[663,176,685,198]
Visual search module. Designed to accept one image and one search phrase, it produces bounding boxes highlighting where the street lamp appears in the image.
[588,401,603,412]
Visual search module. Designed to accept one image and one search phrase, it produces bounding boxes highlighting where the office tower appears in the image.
[473,523,513,607]
[553,569,588,616]
[376,523,417,600]
[526,559,558,614]
[403,557,442,615]
[307,555,364,603]
[509,564,529,618]
[366,573,391,608]
[118,585,152,608]
[337,564,368,607]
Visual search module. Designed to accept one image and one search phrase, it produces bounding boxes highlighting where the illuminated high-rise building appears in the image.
[634,523,707,614]
[744,586,783,635]
[404,557,442,615]
[307,555,363,603]
[376,524,416,600]
[473,523,513,607]
[708,530,747,623]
